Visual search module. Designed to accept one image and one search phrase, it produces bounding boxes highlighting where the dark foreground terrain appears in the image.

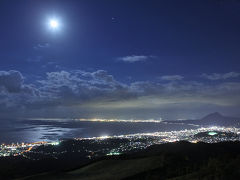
[1,141,240,180]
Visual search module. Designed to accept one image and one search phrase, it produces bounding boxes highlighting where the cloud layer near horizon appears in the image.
[0,70,240,120]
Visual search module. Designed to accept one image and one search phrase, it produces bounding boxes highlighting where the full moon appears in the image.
[49,19,59,30]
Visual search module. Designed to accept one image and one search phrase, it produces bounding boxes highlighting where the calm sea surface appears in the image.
[0,119,198,144]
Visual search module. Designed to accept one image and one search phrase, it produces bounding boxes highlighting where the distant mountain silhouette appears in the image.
[201,112,223,120]
[166,112,240,126]
[198,112,240,126]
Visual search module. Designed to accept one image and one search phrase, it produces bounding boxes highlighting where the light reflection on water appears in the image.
[0,119,198,144]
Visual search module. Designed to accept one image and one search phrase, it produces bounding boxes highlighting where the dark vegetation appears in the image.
[1,141,240,180]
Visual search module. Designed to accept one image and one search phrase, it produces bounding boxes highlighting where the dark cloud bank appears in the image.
[0,70,240,120]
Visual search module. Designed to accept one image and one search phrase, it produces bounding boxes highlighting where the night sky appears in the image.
[0,0,240,120]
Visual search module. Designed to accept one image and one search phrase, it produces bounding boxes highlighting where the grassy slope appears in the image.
[19,141,240,180]
[21,156,164,180]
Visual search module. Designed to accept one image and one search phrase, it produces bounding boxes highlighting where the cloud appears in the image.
[0,70,40,116]
[0,70,38,95]
[33,43,50,50]
[26,56,43,62]
[160,75,184,81]
[0,70,24,93]
[40,70,133,99]
[0,69,240,119]
[118,55,153,63]
[41,61,60,69]
[36,71,240,117]
[201,72,240,80]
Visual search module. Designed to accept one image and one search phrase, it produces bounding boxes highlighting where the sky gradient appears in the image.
[0,0,240,120]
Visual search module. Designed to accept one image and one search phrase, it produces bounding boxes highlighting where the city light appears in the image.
[1,126,240,158]
[208,132,218,136]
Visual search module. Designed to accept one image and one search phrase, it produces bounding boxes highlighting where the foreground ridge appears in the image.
[1,141,240,180]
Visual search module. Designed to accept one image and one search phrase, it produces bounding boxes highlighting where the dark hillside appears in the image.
[18,141,240,180]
